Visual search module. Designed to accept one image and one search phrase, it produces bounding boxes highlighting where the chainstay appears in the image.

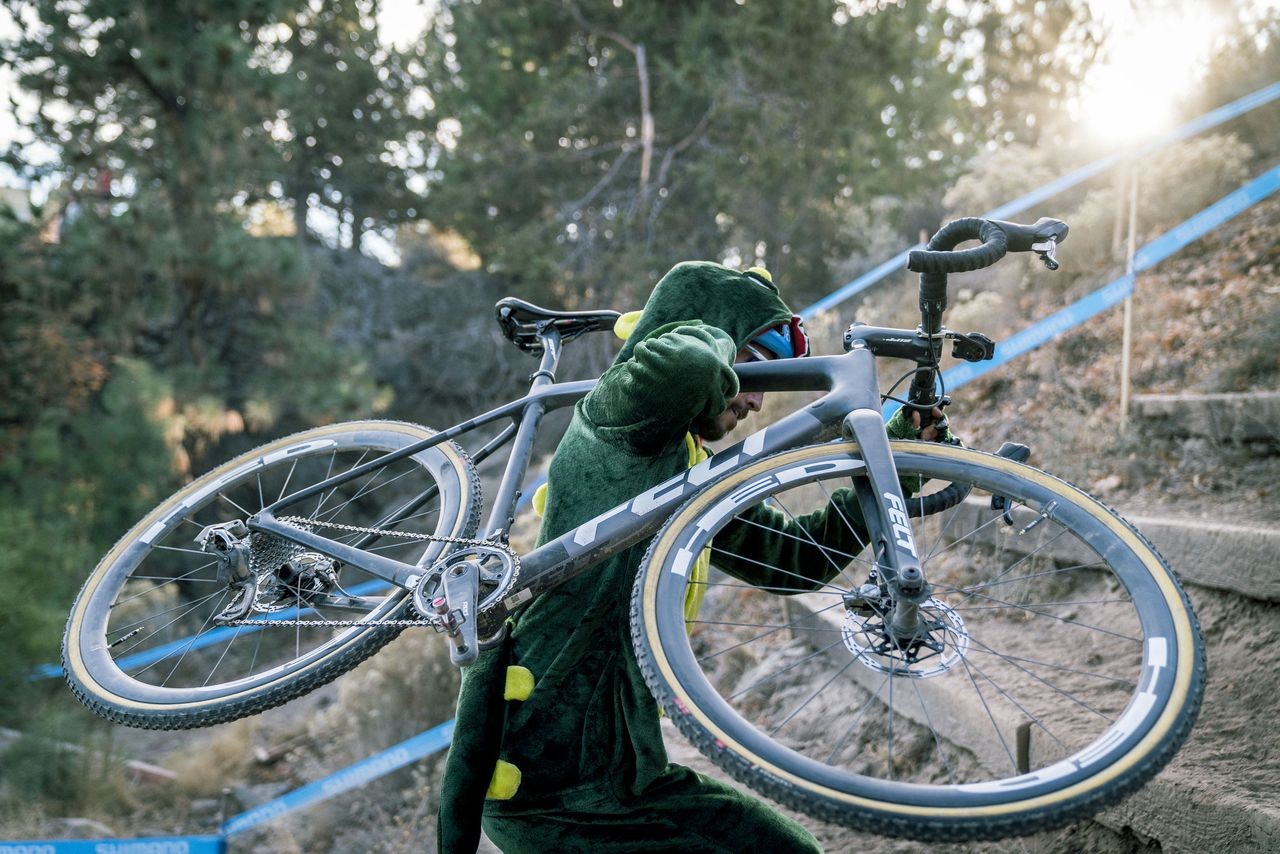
[225,515,520,628]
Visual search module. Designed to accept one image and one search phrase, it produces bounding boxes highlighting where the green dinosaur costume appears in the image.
[439,263,906,853]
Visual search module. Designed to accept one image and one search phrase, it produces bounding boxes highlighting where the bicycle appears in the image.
[62,215,1205,841]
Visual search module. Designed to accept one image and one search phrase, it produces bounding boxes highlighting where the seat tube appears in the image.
[482,326,562,540]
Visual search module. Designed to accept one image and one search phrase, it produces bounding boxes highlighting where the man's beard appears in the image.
[691,402,747,442]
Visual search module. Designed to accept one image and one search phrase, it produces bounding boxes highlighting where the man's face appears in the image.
[690,346,772,441]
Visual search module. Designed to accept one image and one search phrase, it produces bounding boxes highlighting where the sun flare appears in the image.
[1082,6,1224,145]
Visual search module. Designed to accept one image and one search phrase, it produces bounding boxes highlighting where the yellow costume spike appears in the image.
[745,266,772,283]
[504,665,535,701]
[486,759,522,800]
[613,310,643,341]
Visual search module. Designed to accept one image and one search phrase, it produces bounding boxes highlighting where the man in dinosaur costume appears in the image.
[438,262,945,852]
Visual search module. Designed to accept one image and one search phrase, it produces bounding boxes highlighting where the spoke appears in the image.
[689,618,841,634]
[127,575,222,584]
[923,505,1029,566]
[709,546,852,597]
[697,601,845,662]
[256,472,265,513]
[245,625,266,679]
[366,540,427,555]
[204,624,245,687]
[691,578,846,597]
[389,505,442,526]
[815,479,870,563]
[313,450,373,517]
[769,494,862,590]
[932,561,1108,594]
[727,640,847,701]
[155,544,217,557]
[963,645,1133,685]
[959,655,1019,774]
[908,674,956,785]
[964,633,1116,723]
[949,598,1132,612]
[218,492,253,518]
[111,563,221,607]
[318,465,418,524]
[110,589,225,634]
[277,458,300,503]
[768,656,859,737]
[960,654,1072,755]
[952,528,1072,607]
[159,590,231,686]
[947,588,1141,643]
[825,673,890,764]
[921,492,978,564]
[727,514,871,567]
[312,451,338,516]
[115,591,226,660]
[887,647,895,779]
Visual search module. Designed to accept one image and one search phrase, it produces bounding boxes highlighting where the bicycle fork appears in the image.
[838,347,931,640]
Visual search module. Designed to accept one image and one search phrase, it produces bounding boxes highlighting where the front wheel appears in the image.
[64,421,481,729]
[631,441,1204,841]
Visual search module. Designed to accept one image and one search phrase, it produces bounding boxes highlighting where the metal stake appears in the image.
[1120,164,1140,432]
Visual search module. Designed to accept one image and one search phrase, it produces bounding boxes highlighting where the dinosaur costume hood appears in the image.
[613,261,795,364]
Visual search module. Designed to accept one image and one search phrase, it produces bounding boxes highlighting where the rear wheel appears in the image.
[63,421,480,729]
[632,441,1204,840]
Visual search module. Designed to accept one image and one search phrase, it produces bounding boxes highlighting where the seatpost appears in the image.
[481,324,562,540]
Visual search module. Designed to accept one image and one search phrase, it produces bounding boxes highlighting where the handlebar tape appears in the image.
[906,217,1009,275]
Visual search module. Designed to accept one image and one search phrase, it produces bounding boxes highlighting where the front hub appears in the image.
[841,596,969,678]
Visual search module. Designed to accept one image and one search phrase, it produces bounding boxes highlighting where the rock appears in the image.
[36,817,115,839]
[1091,474,1123,494]
[229,780,292,810]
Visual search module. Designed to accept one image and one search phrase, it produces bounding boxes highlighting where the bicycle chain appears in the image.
[225,516,519,629]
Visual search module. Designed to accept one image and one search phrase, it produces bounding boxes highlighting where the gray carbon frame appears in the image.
[248,332,919,639]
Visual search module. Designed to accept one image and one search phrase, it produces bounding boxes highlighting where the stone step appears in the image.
[1132,391,1280,443]
[786,598,1278,853]
[942,498,1280,602]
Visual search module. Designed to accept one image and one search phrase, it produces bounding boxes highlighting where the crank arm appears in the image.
[441,559,481,666]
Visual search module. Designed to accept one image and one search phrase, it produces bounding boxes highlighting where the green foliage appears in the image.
[0,0,397,750]
[274,0,433,244]
[1210,300,1280,391]
[422,0,983,307]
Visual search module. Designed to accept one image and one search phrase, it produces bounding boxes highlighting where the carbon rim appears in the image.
[637,442,1200,823]
[66,422,474,710]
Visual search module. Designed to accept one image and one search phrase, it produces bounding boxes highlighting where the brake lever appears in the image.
[1031,237,1060,271]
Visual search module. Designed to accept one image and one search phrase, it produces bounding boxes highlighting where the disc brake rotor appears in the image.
[842,597,970,678]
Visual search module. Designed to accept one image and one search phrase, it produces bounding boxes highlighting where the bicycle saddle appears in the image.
[496,297,622,354]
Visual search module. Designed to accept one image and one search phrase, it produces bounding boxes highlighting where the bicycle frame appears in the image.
[248,325,927,643]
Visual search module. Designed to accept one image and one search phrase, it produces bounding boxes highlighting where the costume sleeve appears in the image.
[708,488,870,593]
[583,323,739,454]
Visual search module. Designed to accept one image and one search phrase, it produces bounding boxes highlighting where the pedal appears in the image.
[991,442,1032,524]
[440,559,481,666]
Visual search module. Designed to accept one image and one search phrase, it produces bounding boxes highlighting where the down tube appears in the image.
[498,406,826,616]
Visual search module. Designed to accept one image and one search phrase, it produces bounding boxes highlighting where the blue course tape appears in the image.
[221,719,455,837]
[800,79,1280,318]
[1134,164,1280,272]
[32,579,392,681]
[0,836,225,853]
[890,161,1280,413]
[799,246,920,319]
